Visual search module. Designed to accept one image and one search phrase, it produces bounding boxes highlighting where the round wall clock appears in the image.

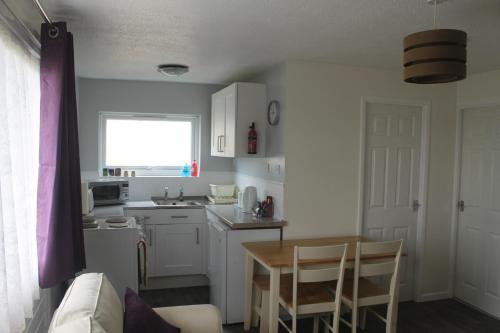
[267,100,280,126]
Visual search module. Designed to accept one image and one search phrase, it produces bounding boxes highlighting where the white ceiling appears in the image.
[22,0,500,83]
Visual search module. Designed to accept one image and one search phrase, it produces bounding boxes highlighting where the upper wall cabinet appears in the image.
[211,83,266,158]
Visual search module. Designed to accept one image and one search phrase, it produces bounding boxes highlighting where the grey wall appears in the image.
[234,64,286,182]
[77,78,233,172]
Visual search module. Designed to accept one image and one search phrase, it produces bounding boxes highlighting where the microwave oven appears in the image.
[88,179,129,206]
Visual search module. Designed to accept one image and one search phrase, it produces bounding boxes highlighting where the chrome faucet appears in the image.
[164,187,169,201]
[178,185,184,201]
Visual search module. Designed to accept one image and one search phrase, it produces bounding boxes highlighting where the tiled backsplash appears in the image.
[235,172,284,220]
[82,170,284,220]
[81,171,235,201]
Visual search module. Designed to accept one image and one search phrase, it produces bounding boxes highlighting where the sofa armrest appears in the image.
[153,304,222,333]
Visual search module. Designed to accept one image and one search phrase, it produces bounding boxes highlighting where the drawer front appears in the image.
[125,209,204,224]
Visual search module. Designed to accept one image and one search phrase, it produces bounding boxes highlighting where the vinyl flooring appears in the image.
[140,287,500,333]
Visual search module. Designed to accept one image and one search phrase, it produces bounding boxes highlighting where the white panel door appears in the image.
[363,102,422,301]
[456,106,500,318]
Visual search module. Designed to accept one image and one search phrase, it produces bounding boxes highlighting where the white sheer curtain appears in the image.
[0,21,40,333]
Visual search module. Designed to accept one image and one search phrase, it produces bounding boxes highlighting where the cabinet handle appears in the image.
[171,215,188,219]
[220,135,225,152]
[149,229,153,247]
[196,227,200,245]
[218,136,222,152]
[458,200,465,212]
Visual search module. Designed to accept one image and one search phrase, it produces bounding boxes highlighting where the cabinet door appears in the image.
[144,224,157,277]
[154,224,202,276]
[222,85,236,157]
[208,221,227,321]
[211,92,226,157]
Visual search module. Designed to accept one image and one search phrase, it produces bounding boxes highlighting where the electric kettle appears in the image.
[241,186,257,213]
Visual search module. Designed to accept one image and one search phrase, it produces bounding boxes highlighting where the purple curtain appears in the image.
[37,22,85,289]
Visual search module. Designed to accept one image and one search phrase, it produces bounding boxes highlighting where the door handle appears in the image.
[458,200,465,212]
[412,199,421,212]
[196,227,200,245]
[218,135,223,152]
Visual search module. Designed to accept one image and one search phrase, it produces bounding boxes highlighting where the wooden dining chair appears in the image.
[252,274,272,333]
[269,243,349,333]
[340,240,403,333]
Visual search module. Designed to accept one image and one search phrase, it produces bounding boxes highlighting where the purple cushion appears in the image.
[124,288,180,333]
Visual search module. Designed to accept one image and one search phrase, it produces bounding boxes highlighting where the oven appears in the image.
[89,180,129,206]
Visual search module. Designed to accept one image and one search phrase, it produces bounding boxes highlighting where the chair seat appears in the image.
[279,278,336,307]
[254,274,336,307]
[342,278,387,302]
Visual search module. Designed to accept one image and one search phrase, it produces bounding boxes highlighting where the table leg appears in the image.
[243,252,255,331]
[268,267,280,333]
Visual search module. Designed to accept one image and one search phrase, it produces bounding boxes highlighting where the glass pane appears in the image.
[105,118,192,167]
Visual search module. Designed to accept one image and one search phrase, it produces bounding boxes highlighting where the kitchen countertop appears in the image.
[92,196,209,216]
[124,196,209,210]
[92,198,286,230]
[205,204,286,229]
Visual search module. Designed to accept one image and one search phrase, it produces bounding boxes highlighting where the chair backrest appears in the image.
[292,244,348,316]
[353,240,403,304]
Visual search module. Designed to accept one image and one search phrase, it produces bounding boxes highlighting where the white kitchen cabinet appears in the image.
[206,211,281,324]
[124,208,206,278]
[144,224,156,277]
[154,223,203,276]
[211,82,266,158]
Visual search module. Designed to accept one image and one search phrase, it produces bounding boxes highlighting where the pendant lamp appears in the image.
[403,0,467,84]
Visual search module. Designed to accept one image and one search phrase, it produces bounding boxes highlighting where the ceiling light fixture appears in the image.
[403,0,467,84]
[157,64,189,77]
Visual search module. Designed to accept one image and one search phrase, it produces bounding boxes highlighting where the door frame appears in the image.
[449,100,500,298]
[356,96,431,301]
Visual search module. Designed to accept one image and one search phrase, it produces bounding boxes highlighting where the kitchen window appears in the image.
[99,112,200,176]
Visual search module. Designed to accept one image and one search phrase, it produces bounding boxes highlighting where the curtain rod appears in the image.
[0,0,41,56]
[31,0,52,25]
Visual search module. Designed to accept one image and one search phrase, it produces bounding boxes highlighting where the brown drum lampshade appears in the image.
[403,29,467,84]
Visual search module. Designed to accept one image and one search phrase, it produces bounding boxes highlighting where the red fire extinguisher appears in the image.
[248,122,257,154]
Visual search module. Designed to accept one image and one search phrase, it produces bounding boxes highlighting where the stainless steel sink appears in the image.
[151,197,201,208]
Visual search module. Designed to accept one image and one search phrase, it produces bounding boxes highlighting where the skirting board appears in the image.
[140,275,209,291]
[416,291,450,302]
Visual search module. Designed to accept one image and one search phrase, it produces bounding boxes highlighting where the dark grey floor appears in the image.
[140,287,500,333]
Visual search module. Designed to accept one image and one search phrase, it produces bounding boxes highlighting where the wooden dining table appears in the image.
[242,236,399,333]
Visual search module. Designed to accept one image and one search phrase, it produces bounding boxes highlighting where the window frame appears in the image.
[98,111,200,177]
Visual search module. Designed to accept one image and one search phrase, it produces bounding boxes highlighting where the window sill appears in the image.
[99,175,201,179]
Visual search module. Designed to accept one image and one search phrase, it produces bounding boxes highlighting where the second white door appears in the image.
[455,106,500,318]
[362,101,423,301]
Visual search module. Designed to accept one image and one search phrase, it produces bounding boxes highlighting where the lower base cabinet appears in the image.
[207,211,281,324]
[125,209,206,279]
[154,223,203,276]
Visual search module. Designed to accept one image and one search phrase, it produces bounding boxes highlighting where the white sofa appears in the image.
[48,273,223,333]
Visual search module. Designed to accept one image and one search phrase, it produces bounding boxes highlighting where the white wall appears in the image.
[284,61,457,297]
[77,78,233,173]
[234,64,287,218]
[77,78,235,196]
[457,69,500,106]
